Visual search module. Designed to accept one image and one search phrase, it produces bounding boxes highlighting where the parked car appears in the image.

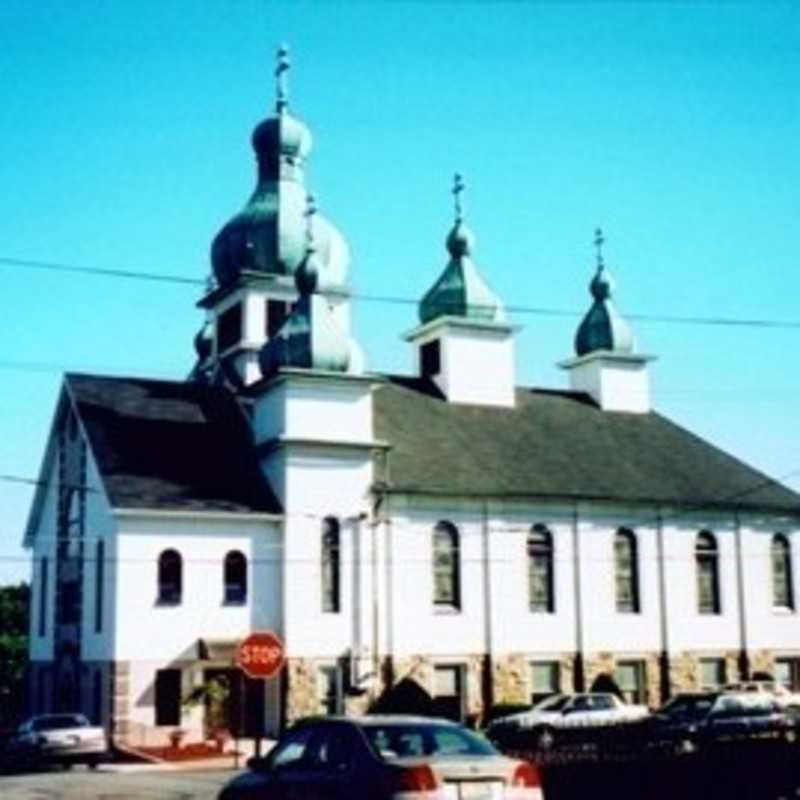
[486,693,649,749]
[723,681,800,710]
[218,715,543,800]
[645,691,795,753]
[2,713,108,771]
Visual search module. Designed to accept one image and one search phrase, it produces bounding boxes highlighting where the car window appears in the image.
[33,715,89,731]
[364,724,496,760]
[270,725,317,769]
[312,726,357,770]
[536,695,569,712]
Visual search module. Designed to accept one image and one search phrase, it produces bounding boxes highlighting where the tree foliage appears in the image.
[0,583,30,726]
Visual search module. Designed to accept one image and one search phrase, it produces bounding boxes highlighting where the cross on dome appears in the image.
[594,227,605,270]
[275,44,290,113]
[453,173,465,223]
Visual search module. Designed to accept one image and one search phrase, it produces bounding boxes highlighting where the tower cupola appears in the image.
[405,175,518,407]
[560,229,655,413]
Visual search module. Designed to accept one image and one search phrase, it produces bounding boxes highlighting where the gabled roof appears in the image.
[66,374,281,514]
[373,376,800,514]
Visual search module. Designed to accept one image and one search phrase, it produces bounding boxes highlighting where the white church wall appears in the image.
[28,458,59,663]
[255,375,374,445]
[80,446,118,662]
[661,519,742,653]
[113,514,281,661]
[279,447,373,658]
[436,326,515,408]
[486,506,577,657]
[739,519,800,654]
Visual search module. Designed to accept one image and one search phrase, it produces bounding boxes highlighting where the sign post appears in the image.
[235,631,285,765]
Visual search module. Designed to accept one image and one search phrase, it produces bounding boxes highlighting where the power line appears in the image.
[3,255,800,331]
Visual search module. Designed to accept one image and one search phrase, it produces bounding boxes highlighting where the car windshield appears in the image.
[32,715,90,731]
[658,695,716,718]
[364,724,497,760]
[534,695,570,712]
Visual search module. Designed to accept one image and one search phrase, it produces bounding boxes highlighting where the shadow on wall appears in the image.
[369,678,436,717]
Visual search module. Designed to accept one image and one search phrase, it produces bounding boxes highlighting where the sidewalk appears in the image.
[103,739,275,773]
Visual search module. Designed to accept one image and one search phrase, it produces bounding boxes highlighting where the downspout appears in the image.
[655,508,670,702]
[481,500,493,719]
[734,509,750,679]
[571,503,585,691]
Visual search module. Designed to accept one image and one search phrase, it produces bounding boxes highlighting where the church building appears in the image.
[23,49,800,747]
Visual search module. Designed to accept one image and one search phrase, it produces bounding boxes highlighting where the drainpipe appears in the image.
[655,509,671,702]
[571,504,585,691]
[734,509,750,679]
[481,501,493,718]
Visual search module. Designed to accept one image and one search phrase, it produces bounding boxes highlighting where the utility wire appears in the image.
[3,255,800,330]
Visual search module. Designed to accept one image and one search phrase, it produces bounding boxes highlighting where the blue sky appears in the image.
[1,1,798,583]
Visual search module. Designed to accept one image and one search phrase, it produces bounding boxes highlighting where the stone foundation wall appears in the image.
[751,649,775,678]
[584,652,662,708]
[110,661,131,744]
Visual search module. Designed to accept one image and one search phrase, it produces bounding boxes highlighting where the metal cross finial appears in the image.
[453,173,465,223]
[304,193,317,252]
[275,44,290,113]
[594,227,605,269]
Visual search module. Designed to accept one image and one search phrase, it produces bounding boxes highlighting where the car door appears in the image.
[306,723,364,800]
[269,724,322,800]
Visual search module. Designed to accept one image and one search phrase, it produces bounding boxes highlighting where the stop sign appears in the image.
[236,631,285,680]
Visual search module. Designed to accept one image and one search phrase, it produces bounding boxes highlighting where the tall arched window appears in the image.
[696,531,720,614]
[95,540,104,632]
[433,522,461,610]
[528,525,554,613]
[322,518,341,613]
[224,550,247,604]
[772,534,794,610]
[614,528,640,613]
[157,549,182,605]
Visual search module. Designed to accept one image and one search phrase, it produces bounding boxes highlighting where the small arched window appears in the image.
[528,525,554,613]
[696,531,720,614]
[158,549,182,605]
[224,550,247,604]
[433,522,461,610]
[322,518,341,613]
[614,529,640,613]
[772,534,794,610]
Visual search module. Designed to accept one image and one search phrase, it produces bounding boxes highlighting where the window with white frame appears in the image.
[433,522,461,611]
[614,529,640,613]
[530,661,560,704]
[696,531,720,615]
[772,534,794,610]
[223,550,247,604]
[321,518,341,613]
[699,658,727,691]
[775,658,800,691]
[528,525,554,613]
[615,660,647,705]
[432,664,465,722]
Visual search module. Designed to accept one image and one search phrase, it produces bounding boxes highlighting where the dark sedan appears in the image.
[646,691,796,752]
[218,715,542,800]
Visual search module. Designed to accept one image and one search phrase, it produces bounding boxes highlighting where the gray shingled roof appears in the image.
[67,374,281,514]
[65,373,799,517]
[373,376,800,513]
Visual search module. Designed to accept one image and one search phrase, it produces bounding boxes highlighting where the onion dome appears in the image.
[419,174,506,325]
[259,196,354,377]
[210,46,350,291]
[574,229,636,356]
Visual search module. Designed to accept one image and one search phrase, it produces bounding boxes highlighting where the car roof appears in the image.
[295,715,461,728]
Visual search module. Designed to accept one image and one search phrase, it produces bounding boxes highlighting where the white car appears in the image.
[5,713,108,770]
[487,693,649,748]
[723,681,800,710]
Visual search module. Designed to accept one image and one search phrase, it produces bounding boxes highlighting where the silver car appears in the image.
[218,715,543,800]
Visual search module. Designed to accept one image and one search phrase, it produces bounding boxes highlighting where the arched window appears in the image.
[772,534,794,610]
[528,525,554,613]
[696,531,720,614]
[224,550,247,604]
[157,549,182,605]
[433,522,461,610]
[614,528,640,613]
[321,518,341,613]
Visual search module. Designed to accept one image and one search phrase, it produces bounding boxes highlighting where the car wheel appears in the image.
[536,726,556,751]
[61,762,73,771]
[87,758,99,770]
